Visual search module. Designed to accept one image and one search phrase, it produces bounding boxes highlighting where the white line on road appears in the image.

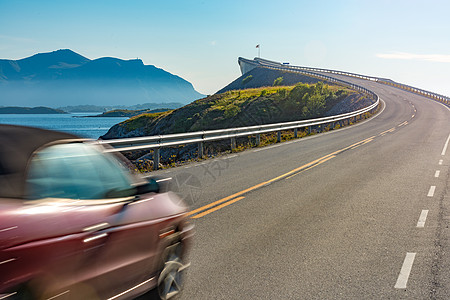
[442,133,450,156]
[439,159,443,165]
[395,253,416,289]
[435,170,440,178]
[0,293,17,300]
[253,144,282,152]
[417,210,429,228]
[427,186,436,197]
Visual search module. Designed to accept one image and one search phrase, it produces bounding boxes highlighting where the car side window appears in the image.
[26,143,134,200]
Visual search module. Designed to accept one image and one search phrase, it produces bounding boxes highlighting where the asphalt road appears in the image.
[152,76,450,299]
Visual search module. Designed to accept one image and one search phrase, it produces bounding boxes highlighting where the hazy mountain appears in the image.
[0,49,204,107]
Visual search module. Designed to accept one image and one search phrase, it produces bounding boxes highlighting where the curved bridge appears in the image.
[154,57,450,299]
[239,57,450,107]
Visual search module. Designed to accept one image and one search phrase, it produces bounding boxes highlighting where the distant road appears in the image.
[152,75,450,299]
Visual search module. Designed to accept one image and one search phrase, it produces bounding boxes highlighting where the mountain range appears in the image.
[0,49,204,107]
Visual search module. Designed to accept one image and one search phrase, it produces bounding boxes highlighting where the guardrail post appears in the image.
[277,131,281,143]
[198,141,203,158]
[294,128,298,138]
[231,137,236,151]
[255,134,261,146]
[153,148,160,171]
[308,126,312,134]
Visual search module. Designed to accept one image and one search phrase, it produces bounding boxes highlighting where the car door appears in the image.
[25,142,162,298]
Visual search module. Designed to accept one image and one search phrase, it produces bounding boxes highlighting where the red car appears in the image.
[0,125,193,300]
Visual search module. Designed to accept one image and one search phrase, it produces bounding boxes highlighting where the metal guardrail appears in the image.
[375,79,450,106]
[248,57,450,107]
[252,57,379,82]
[100,100,378,152]
[100,60,380,170]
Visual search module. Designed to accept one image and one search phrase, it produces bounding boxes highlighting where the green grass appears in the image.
[116,82,360,136]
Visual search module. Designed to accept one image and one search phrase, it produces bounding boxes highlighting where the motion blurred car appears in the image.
[0,124,193,300]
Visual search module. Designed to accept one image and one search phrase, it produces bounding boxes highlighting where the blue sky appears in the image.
[1,0,450,97]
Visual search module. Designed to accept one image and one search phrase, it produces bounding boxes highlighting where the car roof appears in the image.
[0,124,81,199]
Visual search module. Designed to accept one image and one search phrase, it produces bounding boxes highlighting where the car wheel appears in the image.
[157,243,186,300]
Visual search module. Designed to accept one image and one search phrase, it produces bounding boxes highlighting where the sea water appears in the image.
[0,113,128,139]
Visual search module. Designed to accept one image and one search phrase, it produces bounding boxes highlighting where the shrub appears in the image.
[224,104,241,118]
[273,77,284,86]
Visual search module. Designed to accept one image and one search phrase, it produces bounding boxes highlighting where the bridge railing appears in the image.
[253,57,379,82]
[251,58,450,107]
[99,65,380,170]
[375,79,450,106]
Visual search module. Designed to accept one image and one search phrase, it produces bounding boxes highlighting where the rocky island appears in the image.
[0,106,67,114]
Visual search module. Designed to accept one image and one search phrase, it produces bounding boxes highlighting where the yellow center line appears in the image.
[362,139,373,145]
[379,128,395,135]
[351,138,373,150]
[187,135,379,219]
[191,197,245,219]
[193,155,337,218]
[285,165,316,180]
[285,155,335,180]
[265,155,333,182]
[186,181,270,217]
[337,136,375,153]
[187,154,336,217]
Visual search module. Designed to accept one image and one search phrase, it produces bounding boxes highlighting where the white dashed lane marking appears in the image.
[442,133,450,156]
[427,186,436,197]
[395,253,416,289]
[416,210,429,228]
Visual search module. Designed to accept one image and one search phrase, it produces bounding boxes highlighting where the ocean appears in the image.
[0,113,128,139]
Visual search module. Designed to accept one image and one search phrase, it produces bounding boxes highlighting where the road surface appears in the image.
[152,76,450,299]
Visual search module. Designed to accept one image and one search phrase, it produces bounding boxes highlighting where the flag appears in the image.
[256,44,260,48]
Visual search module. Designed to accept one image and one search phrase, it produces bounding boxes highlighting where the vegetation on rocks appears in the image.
[100,81,376,171]
[92,108,171,117]
[273,76,284,86]
[102,82,363,139]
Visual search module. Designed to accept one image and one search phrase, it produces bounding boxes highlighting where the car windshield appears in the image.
[26,143,134,200]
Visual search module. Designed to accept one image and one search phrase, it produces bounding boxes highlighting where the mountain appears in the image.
[0,49,204,107]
